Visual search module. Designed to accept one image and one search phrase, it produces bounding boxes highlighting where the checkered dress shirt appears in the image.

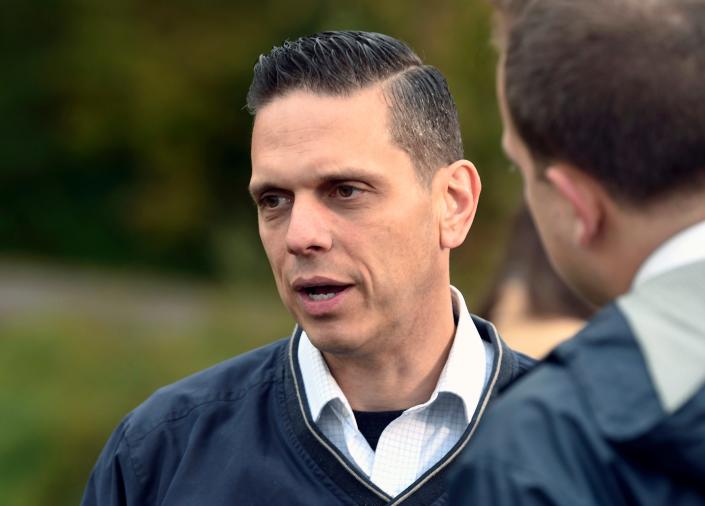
[298,286,494,497]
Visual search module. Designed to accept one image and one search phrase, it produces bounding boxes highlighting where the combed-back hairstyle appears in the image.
[246,31,463,184]
[493,0,705,204]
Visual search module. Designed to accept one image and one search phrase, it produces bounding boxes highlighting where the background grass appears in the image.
[0,286,293,506]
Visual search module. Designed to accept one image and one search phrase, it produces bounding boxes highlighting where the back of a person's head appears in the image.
[496,0,705,206]
[246,31,464,182]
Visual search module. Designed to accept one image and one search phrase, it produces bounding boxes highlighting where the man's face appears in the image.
[250,87,445,356]
[497,61,582,295]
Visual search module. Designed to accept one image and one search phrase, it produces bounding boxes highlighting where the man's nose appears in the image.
[285,198,333,256]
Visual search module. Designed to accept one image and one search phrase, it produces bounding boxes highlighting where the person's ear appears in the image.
[545,164,603,247]
[438,160,481,249]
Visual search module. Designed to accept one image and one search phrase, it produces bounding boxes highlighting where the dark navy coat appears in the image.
[83,317,533,506]
[449,261,705,505]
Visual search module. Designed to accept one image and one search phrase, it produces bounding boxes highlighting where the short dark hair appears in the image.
[246,31,463,183]
[494,0,705,204]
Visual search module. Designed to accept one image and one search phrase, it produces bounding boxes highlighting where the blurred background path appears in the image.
[0,258,214,327]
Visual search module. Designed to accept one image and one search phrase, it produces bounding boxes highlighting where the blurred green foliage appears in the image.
[2,0,520,287]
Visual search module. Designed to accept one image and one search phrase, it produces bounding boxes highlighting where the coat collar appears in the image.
[279,314,534,505]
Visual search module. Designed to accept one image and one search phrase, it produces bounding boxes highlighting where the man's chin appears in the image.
[302,326,363,357]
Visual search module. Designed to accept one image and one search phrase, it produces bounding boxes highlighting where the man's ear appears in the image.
[545,164,603,247]
[439,160,481,249]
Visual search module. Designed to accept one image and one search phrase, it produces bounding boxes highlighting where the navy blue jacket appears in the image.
[449,261,705,505]
[83,317,533,506]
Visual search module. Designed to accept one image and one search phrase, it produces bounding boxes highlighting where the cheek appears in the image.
[258,227,285,273]
[525,182,555,232]
[339,224,384,280]
[524,181,541,211]
[366,206,437,278]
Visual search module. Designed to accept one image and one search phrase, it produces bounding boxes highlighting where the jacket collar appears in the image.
[279,315,534,505]
[547,304,665,442]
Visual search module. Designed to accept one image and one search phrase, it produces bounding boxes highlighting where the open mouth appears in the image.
[292,277,354,307]
[302,285,349,301]
[292,278,353,316]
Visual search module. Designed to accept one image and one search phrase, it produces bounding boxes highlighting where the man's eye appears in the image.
[259,194,288,209]
[334,185,360,199]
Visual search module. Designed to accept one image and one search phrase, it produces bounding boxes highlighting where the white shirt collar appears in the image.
[297,285,488,424]
[298,325,352,422]
[633,219,705,288]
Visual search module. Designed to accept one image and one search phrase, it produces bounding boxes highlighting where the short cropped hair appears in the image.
[493,0,705,204]
[246,31,463,184]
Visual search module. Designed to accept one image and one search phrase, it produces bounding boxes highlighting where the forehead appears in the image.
[250,88,415,190]
[251,88,390,154]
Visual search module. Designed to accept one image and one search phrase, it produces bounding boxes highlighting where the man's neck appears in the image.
[322,289,456,412]
[600,197,705,302]
[632,218,705,287]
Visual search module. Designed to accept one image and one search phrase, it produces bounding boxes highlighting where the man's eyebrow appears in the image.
[248,182,279,201]
[318,167,382,185]
[249,167,382,199]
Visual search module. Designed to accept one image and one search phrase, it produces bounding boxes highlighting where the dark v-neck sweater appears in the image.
[83,318,533,506]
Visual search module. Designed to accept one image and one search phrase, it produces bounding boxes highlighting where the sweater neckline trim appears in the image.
[281,316,518,504]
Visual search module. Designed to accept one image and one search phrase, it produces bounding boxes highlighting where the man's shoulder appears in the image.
[502,346,535,385]
[449,309,634,504]
[470,313,537,390]
[464,301,667,468]
[480,353,585,443]
[449,354,603,503]
[451,337,653,506]
[123,336,290,443]
[483,302,654,438]
[451,295,705,504]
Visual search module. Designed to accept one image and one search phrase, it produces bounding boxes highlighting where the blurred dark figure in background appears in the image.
[82,31,532,505]
[451,0,705,504]
[479,205,594,358]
